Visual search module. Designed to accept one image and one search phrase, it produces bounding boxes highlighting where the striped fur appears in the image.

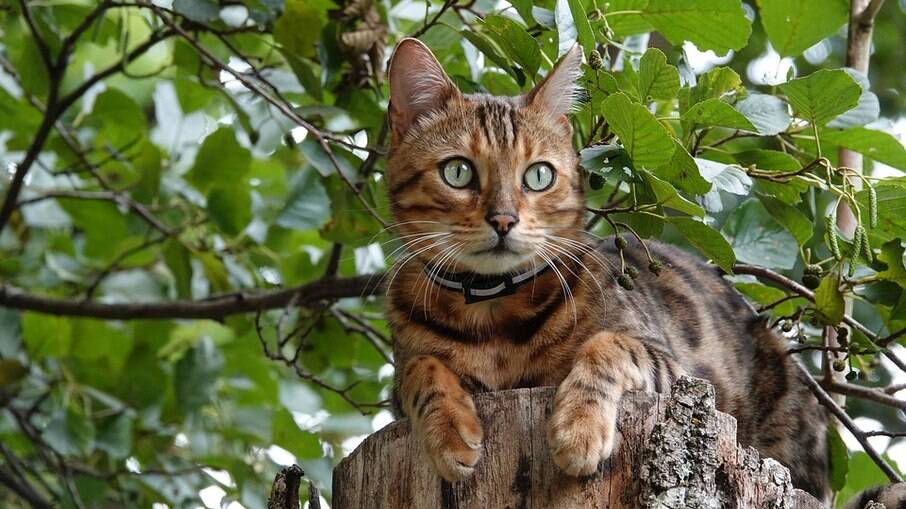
[385,39,832,501]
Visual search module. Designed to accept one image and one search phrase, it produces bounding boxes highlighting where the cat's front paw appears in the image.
[417,395,484,481]
[547,398,617,477]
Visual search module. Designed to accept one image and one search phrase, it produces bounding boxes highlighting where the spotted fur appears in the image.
[385,38,833,500]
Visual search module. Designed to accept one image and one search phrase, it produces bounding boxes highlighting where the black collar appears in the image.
[423,262,550,304]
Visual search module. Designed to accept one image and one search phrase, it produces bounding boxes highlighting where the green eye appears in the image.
[441,158,474,188]
[524,162,555,191]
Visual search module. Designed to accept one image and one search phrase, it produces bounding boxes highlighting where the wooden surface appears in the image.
[332,377,822,508]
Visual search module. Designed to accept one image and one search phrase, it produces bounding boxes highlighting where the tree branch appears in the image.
[824,381,906,411]
[151,7,388,228]
[0,466,53,509]
[794,362,902,483]
[0,275,382,320]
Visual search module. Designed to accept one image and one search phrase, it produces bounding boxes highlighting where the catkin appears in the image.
[868,185,878,229]
[825,215,841,260]
[850,226,864,276]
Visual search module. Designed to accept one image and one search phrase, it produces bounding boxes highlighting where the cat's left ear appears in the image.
[525,45,583,120]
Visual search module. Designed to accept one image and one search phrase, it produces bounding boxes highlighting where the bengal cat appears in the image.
[384,38,832,501]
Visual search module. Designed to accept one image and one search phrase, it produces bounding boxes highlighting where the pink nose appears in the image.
[486,212,519,236]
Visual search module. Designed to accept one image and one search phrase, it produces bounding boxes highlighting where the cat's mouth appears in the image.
[473,238,516,255]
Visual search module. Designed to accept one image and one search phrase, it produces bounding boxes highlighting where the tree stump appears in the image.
[332,376,822,508]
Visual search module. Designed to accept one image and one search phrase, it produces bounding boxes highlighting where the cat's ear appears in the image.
[388,38,459,138]
[525,45,583,119]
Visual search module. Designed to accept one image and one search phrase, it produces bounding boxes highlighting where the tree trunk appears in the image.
[332,377,821,508]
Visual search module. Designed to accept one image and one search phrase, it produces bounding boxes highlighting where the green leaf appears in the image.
[680,67,742,113]
[160,320,235,361]
[683,98,757,132]
[876,240,906,287]
[71,319,132,368]
[778,69,861,126]
[555,0,594,55]
[604,0,653,37]
[44,408,95,456]
[96,414,133,460]
[320,176,383,247]
[826,425,849,492]
[815,275,845,325]
[638,48,680,101]
[735,149,808,204]
[734,282,801,316]
[655,140,711,195]
[835,452,902,508]
[272,408,322,459]
[173,0,220,22]
[163,240,193,299]
[758,195,813,246]
[299,138,357,180]
[642,0,752,54]
[642,171,704,217]
[823,127,906,172]
[735,94,791,135]
[174,338,224,414]
[187,128,251,193]
[89,88,148,147]
[461,30,520,83]
[669,217,736,273]
[273,0,331,58]
[481,15,542,78]
[23,313,72,359]
[828,69,880,128]
[207,186,252,236]
[281,51,323,101]
[600,92,675,169]
[0,359,28,386]
[277,167,331,230]
[580,144,636,177]
[509,0,536,25]
[856,178,906,242]
[721,199,798,270]
[756,0,848,56]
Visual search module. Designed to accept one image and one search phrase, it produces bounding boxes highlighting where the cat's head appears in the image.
[386,38,585,275]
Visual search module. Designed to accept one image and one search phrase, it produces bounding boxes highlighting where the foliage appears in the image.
[0,0,905,507]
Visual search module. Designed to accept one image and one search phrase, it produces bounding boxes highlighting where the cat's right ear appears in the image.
[388,38,459,139]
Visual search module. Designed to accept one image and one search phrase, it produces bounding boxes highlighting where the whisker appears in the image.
[534,246,578,330]
[543,238,606,298]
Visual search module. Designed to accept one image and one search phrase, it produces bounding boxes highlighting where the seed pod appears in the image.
[617,274,634,290]
[648,261,663,276]
[614,236,628,250]
[837,327,848,339]
[845,370,858,381]
[589,173,605,190]
[832,359,846,372]
[625,266,639,279]
[868,185,878,229]
[589,49,604,70]
[804,264,823,276]
[781,321,793,332]
[802,274,821,289]
[825,215,841,260]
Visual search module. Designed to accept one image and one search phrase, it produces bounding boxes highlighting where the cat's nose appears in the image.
[485,211,519,236]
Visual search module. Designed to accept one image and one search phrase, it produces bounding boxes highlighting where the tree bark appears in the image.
[332,377,821,508]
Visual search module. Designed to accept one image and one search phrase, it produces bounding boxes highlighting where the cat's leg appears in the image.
[398,354,483,481]
[548,331,683,476]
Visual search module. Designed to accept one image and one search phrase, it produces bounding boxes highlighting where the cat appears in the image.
[384,37,839,503]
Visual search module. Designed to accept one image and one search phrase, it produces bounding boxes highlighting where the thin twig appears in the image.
[794,362,902,482]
